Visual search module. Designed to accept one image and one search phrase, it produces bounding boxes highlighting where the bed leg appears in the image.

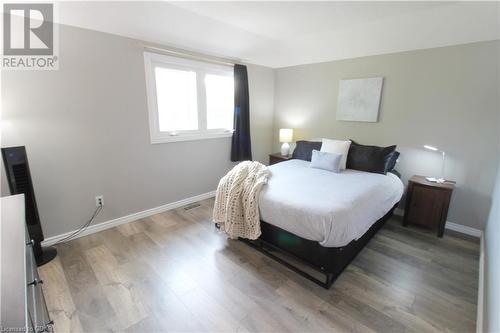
[325,273,335,289]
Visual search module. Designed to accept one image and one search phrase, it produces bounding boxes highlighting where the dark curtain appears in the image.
[231,64,252,162]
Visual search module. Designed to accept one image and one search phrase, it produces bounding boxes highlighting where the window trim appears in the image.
[144,52,234,144]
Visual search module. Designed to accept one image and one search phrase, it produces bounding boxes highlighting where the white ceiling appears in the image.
[57,1,500,68]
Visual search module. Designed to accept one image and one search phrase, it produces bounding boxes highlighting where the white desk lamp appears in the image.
[279,128,293,156]
[424,145,446,183]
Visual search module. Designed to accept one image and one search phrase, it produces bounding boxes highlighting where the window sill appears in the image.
[150,131,233,144]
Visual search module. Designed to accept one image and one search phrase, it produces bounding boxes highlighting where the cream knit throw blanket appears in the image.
[213,161,270,240]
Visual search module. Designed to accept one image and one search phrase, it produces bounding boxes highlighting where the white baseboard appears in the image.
[476,234,485,333]
[445,222,483,238]
[393,208,482,238]
[44,195,482,246]
[42,190,216,246]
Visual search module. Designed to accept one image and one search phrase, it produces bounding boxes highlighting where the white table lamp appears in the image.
[424,145,446,183]
[279,129,293,156]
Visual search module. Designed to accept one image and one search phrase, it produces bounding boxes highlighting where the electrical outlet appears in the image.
[95,195,104,207]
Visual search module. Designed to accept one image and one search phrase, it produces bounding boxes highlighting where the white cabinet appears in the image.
[1,194,53,332]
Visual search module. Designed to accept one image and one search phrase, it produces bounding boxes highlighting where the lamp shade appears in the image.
[279,128,293,143]
[424,145,439,151]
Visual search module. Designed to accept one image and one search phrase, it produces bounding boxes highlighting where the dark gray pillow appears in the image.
[347,140,397,175]
[292,140,322,161]
[387,151,400,171]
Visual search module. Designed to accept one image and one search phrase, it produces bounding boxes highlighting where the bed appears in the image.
[242,159,404,288]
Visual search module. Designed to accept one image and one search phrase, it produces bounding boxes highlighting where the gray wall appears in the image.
[483,40,500,333]
[0,24,274,238]
[484,166,500,333]
[1,23,497,236]
[248,65,275,164]
[274,41,500,230]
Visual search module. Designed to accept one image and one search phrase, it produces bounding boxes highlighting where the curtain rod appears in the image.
[143,45,237,67]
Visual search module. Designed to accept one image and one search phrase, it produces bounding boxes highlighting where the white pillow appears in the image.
[320,138,351,170]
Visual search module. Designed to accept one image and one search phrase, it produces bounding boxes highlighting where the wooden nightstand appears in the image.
[403,175,455,237]
[269,153,292,165]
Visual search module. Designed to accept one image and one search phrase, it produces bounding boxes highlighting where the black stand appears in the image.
[37,246,57,266]
[33,242,57,266]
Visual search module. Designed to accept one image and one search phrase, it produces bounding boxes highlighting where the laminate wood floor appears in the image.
[39,198,479,333]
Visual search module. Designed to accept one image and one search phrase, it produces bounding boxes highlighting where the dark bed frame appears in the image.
[240,204,397,289]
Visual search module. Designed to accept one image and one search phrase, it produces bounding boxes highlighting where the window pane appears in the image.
[205,74,234,130]
[155,67,198,132]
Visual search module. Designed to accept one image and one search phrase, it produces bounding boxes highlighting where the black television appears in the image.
[2,146,56,266]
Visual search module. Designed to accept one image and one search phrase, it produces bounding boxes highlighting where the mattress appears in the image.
[258,159,404,247]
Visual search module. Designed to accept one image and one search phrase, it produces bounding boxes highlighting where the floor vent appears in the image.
[184,203,201,211]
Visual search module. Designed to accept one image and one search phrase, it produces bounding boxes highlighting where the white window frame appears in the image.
[144,52,234,144]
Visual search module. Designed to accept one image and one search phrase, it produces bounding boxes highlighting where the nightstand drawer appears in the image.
[403,175,455,237]
[269,153,292,165]
[269,156,284,165]
[406,185,446,227]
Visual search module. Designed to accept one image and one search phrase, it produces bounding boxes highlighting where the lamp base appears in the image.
[281,142,290,156]
[426,177,445,184]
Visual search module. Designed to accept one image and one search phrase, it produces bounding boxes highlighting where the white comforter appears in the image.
[258,159,404,247]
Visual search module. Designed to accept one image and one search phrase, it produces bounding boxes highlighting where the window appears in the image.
[155,67,198,132]
[144,52,234,143]
[205,74,234,130]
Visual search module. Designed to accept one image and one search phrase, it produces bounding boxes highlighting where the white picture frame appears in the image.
[336,77,384,122]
